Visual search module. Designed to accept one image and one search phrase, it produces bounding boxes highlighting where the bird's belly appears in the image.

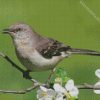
[28,50,62,71]
[16,49,62,71]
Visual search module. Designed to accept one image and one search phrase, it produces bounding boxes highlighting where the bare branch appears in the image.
[0,51,48,94]
[0,51,42,93]
[0,83,99,94]
[0,51,37,82]
[0,83,39,94]
[77,83,100,90]
[0,51,26,73]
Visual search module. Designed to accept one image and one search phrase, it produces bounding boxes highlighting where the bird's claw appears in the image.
[23,70,32,79]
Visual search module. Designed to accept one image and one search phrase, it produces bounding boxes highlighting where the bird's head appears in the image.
[2,23,34,38]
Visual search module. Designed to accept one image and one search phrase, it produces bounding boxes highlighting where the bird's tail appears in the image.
[68,48,100,56]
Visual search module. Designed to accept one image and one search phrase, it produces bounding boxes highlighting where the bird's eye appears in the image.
[16,28,21,32]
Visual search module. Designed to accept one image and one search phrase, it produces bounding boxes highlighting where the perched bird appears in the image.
[2,23,100,80]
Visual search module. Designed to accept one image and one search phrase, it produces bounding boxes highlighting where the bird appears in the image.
[2,22,100,81]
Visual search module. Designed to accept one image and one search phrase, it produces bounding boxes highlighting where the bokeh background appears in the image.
[0,0,100,99]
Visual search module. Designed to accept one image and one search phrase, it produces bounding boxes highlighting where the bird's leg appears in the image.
[46,68,56,85]
[22,70,38,83]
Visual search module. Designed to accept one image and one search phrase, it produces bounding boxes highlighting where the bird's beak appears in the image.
[2,28,10,34]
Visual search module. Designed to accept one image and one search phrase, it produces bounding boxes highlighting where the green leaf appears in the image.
[55,68,70,84]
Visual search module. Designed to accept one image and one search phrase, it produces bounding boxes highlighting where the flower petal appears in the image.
[40,86,47,92]
[37,88,56,100]
[53,83,66,93]
[65,79,74,91]
[37,89,45,99]
[38,96,53,100]
[69,87,79,97]
[94,82,100,94]
[55,93,65,100]
[95,69,100,78]
[47,89,56,97]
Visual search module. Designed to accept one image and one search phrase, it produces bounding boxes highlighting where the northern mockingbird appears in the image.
[2,23,100,80]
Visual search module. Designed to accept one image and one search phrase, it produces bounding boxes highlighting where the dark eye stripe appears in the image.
[16,28,21,32]
[11,28,21,32]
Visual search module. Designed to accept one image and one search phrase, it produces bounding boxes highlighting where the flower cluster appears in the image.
[37,79,79,100]
[37,68,100,100]
[94,69,100,94]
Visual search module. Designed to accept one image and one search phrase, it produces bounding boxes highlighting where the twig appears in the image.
[77,83,100,90]
[0,52,25,73]
[0,51,37,82]
[0,83,99,94]
[0,51,46,94]
[0,51,42,93]
[0,83,40,94]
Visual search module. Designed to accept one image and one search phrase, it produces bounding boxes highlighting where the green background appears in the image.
[0,0,100,99]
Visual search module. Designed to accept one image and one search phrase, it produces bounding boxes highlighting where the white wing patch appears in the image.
[61,51,71,57]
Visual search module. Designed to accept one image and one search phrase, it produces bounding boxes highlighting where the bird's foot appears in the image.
[22,70,38,84]
[23,70,32,80]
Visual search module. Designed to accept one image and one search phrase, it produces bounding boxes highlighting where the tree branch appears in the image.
[0,52,25,73]
[0,51,42,93]
[77,83,100,90]
[0,51,38,83]
[0,83,99,94]
[0,51,49,94]
[0,83,40,94]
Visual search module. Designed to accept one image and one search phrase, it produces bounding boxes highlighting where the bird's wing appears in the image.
[36,38,71,59]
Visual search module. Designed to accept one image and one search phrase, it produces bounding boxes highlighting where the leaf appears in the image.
[55,68,70,84]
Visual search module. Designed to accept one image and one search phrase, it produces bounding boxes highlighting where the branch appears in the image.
[0,51,42,94]
[0,83,40,94]
[0,83,99,94]
[0,52,25,73]
[0,51,38,83]
[77,83,100,90]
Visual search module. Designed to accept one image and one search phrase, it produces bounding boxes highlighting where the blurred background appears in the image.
[0,0,100,99]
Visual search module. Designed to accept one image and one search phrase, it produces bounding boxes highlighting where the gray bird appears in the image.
[2,23,100,80]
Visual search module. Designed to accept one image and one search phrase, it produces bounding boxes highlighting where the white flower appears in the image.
[54,83,66,93]
[95,69,100,78]
[54,79,79,98]
[37,86,56,100]
[65,80,79,97]
[94,81,100,94]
